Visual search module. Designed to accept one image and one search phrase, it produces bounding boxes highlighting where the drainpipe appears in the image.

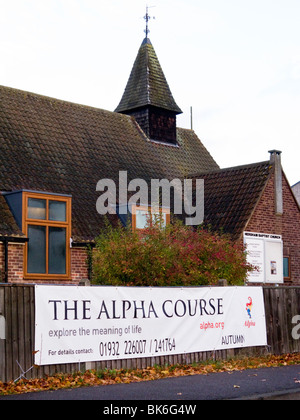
[269,150,283,215]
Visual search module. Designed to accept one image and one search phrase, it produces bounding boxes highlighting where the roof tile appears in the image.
[0,85,218,241]
[115,38,182,114]
[192,161,271,239]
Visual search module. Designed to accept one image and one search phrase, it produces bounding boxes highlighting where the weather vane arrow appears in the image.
[144,5,156,38]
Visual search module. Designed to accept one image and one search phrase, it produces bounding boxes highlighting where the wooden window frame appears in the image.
[22,191,72,280]
[131,204,170,231]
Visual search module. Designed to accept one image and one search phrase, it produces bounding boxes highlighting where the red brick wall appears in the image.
[245,170,300,284]
[7,243,24,283]
[0,242,24,283]
[71,247,89,283]
[1,244,89,285]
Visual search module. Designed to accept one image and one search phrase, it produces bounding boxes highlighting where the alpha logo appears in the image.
[245,297,255,328]
[246,297,253,319]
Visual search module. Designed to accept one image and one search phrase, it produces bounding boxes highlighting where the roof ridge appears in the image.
[189,160,270,178]
[0,84,122,117]
[0,84,204,134]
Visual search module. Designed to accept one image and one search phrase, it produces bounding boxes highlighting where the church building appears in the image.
[0,33,299,285]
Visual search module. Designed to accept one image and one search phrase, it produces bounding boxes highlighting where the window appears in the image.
[283,257,290,280]
[23,192,71,279]
[132,205,170,230]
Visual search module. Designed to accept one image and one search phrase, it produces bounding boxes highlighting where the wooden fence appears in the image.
[0,285,299,383]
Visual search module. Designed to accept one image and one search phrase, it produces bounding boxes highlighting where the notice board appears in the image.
[244,231,283,284]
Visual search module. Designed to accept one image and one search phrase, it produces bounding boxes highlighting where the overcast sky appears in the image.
[1,0,299,185]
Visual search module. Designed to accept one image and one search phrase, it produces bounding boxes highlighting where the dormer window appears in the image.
[116,203,170,231]
[23,192,71,278]
[3,190,72,280]
[132,205,170,230]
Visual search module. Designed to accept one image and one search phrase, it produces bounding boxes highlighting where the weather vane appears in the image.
[144,5,155,38]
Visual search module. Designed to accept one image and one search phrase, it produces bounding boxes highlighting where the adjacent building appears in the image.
[292,182,300,206]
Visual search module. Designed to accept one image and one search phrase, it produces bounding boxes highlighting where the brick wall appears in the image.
[0,242,24,283]
[7,243,24,283]
[246,170,300,284]
[71,247,89,283]
[0,243,89,285]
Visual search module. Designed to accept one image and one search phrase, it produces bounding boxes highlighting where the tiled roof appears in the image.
[0,195,25,238]
[192,161,272,240]
[0,85,219,242]
[115,38,182,114]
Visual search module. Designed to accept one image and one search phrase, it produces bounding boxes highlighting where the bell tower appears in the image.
[115,10,182,144]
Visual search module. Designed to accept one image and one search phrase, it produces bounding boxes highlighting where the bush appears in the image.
[92,219,253,287]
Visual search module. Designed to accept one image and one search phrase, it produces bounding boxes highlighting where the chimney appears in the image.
[269,150,283,215]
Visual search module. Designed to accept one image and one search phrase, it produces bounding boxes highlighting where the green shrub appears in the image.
[92,219,253,287]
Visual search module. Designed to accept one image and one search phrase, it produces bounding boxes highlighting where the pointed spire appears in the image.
[115,38,182,114]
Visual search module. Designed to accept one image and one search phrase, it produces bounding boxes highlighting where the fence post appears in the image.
[218,279,228,287]
[79,279,91,371]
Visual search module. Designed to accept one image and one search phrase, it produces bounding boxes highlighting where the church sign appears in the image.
[244,231,284,284]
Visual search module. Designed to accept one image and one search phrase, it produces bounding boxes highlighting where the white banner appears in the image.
[34,286,267,366]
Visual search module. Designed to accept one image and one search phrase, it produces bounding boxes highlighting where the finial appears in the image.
[144,5,155,38]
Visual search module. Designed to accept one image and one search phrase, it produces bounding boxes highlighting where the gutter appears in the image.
[0,236,28,283]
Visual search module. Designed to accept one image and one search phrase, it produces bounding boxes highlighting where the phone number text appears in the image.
[99,338,176,358]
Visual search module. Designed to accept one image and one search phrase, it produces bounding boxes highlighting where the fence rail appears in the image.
[0,284,299,383]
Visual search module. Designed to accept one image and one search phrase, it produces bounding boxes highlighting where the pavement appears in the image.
[1,364,300,401]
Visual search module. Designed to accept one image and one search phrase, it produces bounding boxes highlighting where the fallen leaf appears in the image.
[1,353,299,396]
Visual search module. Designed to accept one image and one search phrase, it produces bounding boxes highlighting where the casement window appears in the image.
[131,205,170,230]
[22,192,72,279]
